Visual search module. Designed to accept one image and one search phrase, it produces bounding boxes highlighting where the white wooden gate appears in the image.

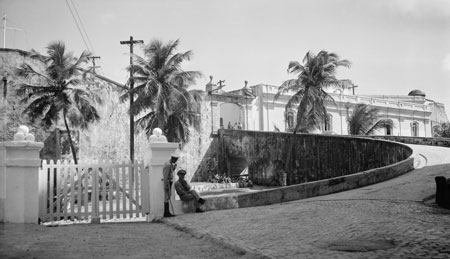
[39,160,149,223]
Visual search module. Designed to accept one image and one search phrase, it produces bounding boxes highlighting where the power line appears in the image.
[65,0,90,52]
[69,0,95,53]
[65,0,104,75]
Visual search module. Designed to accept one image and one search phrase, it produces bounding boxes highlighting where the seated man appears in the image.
[174,170,206,213]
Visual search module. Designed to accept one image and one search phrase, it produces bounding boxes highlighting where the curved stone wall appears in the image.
[203,155,414,210]
[218,130,413,186]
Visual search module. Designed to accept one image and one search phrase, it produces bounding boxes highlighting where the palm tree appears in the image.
[15,41,102,163]
[275,51,351,133]
[121,39,202,144]
[435,123,450,138]
[346,103,389,135]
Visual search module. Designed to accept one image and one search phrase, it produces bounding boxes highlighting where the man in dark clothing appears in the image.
[174,170,205,213]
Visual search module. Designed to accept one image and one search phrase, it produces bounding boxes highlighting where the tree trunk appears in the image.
[55,128,61,160]
[63,112,78,164]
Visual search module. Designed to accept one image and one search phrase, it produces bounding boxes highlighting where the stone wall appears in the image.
[178,96,215,182]
[0,48,48,142]
[78,88,147,162]
[205,155,414,209]
[78,90,216,183]
[217,130,413,186]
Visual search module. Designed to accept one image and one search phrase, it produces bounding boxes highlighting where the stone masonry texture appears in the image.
[218,130,412,186]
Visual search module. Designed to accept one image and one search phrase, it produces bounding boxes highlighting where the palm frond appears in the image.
[274,79,300,101]
[280,50,351,132]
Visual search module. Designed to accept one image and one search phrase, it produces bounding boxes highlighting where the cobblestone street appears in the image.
[166,199,450,258]
[164,144,450,258]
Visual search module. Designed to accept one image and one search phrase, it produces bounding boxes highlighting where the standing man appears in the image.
[174,170,205,213]
[162,150,179,217]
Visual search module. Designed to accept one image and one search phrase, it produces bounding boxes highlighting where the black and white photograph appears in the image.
[1,0,450,258]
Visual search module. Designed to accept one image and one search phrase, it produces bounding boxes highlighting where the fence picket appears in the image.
[92,166,99,221]
[100,166,107,219]
[56,160,63,221]
[135,163,140,217]
[122,164,127,218]
[115,164,120,219]
[76,163,83,220]
[48,162,55,221]
[108,164,114,219]
[83,165,89,220]
[69,165,75,219]
[62,162,69,221]
[129,163,134,218]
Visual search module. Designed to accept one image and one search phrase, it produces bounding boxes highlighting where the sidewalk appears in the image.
[2,144,450,259]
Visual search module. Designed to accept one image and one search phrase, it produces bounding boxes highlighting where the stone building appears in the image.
[0,48,48,142]
[209,79,449,137]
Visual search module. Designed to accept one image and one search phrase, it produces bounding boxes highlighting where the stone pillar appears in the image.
[0,141,43,223]
[143,142,179,222]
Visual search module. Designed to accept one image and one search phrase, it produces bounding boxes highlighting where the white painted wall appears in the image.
[207,83,443,138]
[0,141,43,223]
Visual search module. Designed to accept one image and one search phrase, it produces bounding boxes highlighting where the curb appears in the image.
[422,194,435,204]
[162,218,273,259]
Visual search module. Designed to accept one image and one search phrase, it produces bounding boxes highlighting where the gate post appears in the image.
[0,127,43,223]
[143,129,178,222]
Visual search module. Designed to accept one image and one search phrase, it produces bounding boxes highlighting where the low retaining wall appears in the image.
[218,130,413,186]
[203,152,414,210]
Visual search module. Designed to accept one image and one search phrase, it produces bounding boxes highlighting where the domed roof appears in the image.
[408,89,426,97]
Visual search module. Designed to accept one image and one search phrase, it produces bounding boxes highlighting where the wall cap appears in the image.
[0,141,44,149]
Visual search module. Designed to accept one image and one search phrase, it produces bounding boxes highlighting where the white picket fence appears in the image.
[39,160,149,223]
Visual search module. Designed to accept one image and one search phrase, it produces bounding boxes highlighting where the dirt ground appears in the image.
[0,221,262,259]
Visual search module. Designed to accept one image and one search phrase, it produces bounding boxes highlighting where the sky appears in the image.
[2,0,450,115]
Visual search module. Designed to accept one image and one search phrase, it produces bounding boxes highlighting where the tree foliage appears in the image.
[275,51,351,133]
[121,39,202,144]
[435,123,450,138]
[15,41,101,163]
[346,103,389,135]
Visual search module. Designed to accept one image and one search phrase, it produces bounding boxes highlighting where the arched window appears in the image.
[411,122,419,137]
[386,124,392,135]
[384,119,393,136]
[286,111,295,130]
[323,114,333,132]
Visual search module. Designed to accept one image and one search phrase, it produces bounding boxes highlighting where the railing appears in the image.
[331,93,431,112]
[39,160,148,223]
[270,88,431,112]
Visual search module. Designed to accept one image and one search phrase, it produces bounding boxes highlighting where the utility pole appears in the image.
[2,14,24,48]
[88,56,101,73]
[352,85,358,96]
[120,36,143,162]
[2,76,7,140]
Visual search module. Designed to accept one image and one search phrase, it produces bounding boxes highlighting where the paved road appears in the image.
[0,222,261,259]
[165,144,450,258]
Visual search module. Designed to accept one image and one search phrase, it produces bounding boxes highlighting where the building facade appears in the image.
[208,80,449,137]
